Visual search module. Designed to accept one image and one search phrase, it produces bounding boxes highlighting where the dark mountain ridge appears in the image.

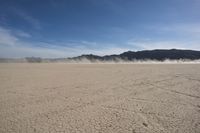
[1,49,200,63]
[70,49,200,61]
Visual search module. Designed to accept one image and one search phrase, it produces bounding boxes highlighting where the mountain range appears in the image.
[1,49,200,63]
[69,49,200,62]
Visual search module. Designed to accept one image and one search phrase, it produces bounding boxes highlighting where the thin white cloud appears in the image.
[0,27,18,46]
[80,40,97,46]
[14,30,31,38]
[14,8,41,29]
[151,23,200,37]
[131,23,200,50]
[0,42,129,58]
[1,25,200,58]
[0,26,32,46]
[164,24,200,34]
[127,39,200,50]
[0,26,129,58]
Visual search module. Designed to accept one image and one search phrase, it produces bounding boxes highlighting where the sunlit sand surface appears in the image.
[0,63,200,133]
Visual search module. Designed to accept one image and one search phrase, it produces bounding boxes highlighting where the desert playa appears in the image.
[0,63,200,133]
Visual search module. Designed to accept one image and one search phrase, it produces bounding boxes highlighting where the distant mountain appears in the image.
[1,49,200,63]
[69,49,200,61]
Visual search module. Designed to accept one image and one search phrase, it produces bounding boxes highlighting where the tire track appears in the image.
[148,83,200,99]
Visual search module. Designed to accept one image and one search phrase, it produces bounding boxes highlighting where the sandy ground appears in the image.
[0,63,200,133]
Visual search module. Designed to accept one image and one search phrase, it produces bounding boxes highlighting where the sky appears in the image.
[0,0,200,58]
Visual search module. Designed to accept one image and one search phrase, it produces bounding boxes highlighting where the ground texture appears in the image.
[0,63,200,133]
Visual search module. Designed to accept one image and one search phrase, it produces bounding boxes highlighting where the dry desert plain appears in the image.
[0,63,200,133]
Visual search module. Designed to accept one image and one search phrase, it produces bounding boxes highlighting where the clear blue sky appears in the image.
[0,0,200,57]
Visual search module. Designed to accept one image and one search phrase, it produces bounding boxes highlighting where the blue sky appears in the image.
[0,0,200,57]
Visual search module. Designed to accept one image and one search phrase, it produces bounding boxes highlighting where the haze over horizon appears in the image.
[0,0,200,58]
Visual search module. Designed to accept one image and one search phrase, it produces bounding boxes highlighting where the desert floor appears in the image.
[0,63,200,133]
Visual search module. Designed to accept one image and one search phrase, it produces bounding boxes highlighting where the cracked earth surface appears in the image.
[0,63,200,133]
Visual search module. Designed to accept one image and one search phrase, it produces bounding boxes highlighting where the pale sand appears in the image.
[0,63,200,133]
